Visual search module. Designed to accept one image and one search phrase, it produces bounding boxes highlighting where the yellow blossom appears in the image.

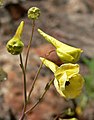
[38,29,83,63]
[40,57,84,99]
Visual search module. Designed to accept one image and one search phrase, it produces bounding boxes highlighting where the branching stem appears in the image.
[21,79,54,117]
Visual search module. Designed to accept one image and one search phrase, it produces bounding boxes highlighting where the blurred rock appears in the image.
[85,0,94,12]
[0,87,16,120]
[3,0,25,5]
[66,0,89,13]
[0,92,10,120]
[5,3,27,20]
[53,0,68,6]
[0,8,14,35]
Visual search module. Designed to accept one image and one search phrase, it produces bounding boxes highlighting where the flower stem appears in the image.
[20,54,27,104]
[19,54,27,120]
[27,61,43,102]
[25,20,35,71]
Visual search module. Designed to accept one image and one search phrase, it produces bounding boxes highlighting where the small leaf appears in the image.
[0,68,8,82]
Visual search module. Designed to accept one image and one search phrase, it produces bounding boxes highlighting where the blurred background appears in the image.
[0,0,94,120]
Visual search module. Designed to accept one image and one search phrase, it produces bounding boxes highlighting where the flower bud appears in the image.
[6,21,24,55]
[38,29,83,63]
[40,57,84,99]
[28,7,40,20]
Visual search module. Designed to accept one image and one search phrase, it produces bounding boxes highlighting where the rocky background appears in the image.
[0,0,94,120]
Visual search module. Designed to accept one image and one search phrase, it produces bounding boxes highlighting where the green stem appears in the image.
[20,54,27,104]
[25,79,53,115]
[19,54,27,120]
[27,62,43,102]
[25,20,35,71]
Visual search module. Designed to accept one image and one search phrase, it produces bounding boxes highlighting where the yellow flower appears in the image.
[6,21,24,55]
[38,29,83,63]
[40,57,84,99]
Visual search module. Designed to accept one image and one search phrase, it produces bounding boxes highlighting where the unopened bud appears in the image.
[6,21,24,55]
[28,7,40,20]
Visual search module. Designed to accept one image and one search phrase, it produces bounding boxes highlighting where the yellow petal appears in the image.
[38,29,78,50]
[54,74,84,99]
[56,48,74,63]
[40,57,58,73]
[38,29,63,48]
[56,48,82,63]
[62,74,84,99]
[54,78,65,97]
[58,72,69,90]
[55,63,79,79]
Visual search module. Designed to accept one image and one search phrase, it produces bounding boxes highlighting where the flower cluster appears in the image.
[6,6,84,99]
[38,29,84,99]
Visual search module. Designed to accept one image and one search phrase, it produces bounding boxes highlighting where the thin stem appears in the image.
[53,110,69,120]
[45,50,55,57]
[26,88,46,114]
[19,108,25,120]
[27,62,43,102]
[25,20,35,71]
[25,79,54,115]
[19,54,27,120]
[20,54,27,104]
[53,112,65,120]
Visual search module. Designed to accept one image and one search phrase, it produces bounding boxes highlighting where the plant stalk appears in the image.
[20,54,27,104]
[25,20,35,71]
[27,62,43,101]
[19,54,27,120]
